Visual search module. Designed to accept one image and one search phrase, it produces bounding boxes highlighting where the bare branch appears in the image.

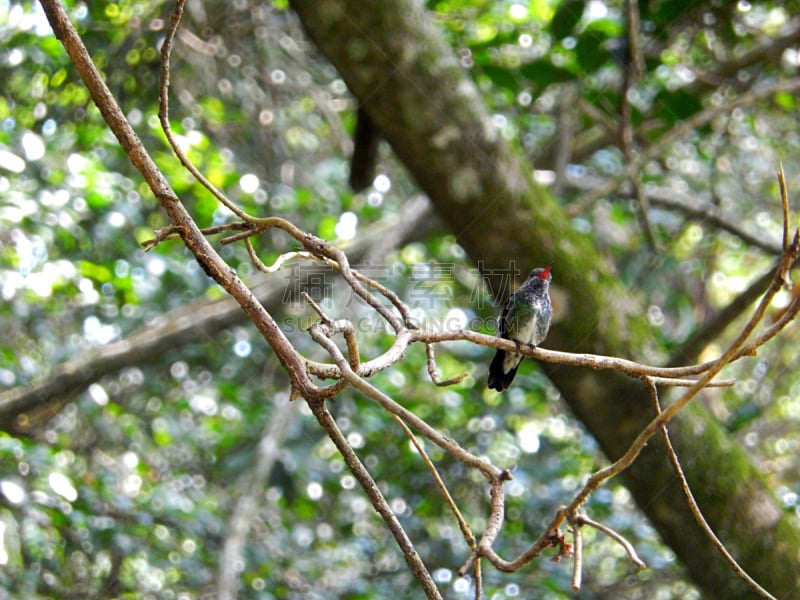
[625,0,645,80]
[571,522,583,591]
[575,514,645,570]
[391,414,480,584]
[471,507,564,573]
[159,0,251,221]
[308,399,442,599]
[647,377,777,600]
[307,322,505,481]
[301,291,332,325]
[425,344,468,386]
[647,376,733,387]
[620,0,657,251]
[780,164,790,254]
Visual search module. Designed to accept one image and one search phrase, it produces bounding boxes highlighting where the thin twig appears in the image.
[248,247,313,273]
[625,0,645,80]
[645,377,776,600]
[648,375,733,387]
[307,323,504,481]
[159,0,252,221]
[426,344,468,386]
[391,413,482,597]
[300,291,332,324]
[142,224,181,251]
[393,416,477,548]
[620,0,657,251]
[571,522,583,591]
[575,514,645,570]
[138,220,255,250]
[300,292,361,371]
[301,236,405,333]
[779,164,792,264]
[308,400,442,599]
[669,265,776,366]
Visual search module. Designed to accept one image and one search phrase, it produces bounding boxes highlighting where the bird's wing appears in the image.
[498,294,515,338]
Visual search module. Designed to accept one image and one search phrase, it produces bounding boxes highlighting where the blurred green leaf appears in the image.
[653,88,704,123]
[519,59,574,89]
[550,0,584,41]
[574,31,614,74]
[480,64,519,92]
[775,91,796,112]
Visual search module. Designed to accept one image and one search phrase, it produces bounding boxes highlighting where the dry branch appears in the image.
[37,1,800,598]
[647,377,777,600]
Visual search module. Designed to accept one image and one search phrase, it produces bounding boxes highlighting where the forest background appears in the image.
[2,0,800,598]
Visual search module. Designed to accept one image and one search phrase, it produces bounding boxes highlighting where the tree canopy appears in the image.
[2,0,800,598]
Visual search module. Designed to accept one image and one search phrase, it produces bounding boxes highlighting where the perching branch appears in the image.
[457,168,800,589]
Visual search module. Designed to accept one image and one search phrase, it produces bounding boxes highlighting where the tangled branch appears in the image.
[39,1,800,598]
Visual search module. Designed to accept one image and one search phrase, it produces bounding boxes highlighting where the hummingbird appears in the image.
[487,265,553,391]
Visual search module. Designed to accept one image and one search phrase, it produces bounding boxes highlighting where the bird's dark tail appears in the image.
[487,349,520,391]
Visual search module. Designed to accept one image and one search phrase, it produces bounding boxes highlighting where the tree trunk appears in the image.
[289,0,800,597]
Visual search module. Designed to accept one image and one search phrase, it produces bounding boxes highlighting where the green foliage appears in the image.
[2,0,800,598]
[549,0,584,40]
